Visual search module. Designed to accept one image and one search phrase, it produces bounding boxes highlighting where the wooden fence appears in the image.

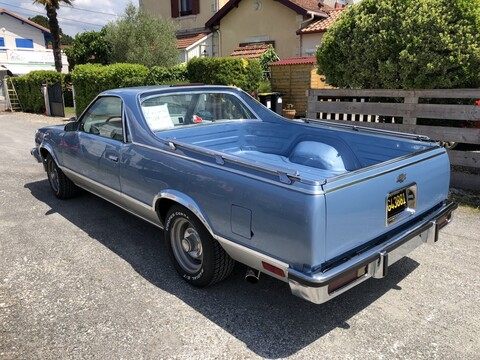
[306,89,480,191]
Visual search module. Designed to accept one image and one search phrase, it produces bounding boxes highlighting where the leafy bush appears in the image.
[71,63,148,115]
[259,45,279,78]
[11,70,63,113]
[145,64,188,85]
[316,0,480,89]
[186,57,262,92]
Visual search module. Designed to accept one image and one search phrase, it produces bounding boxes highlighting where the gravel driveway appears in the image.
[1,112,479,359]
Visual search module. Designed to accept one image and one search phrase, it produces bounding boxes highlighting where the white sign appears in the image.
[7,50,54,65]
[142,104,174,131]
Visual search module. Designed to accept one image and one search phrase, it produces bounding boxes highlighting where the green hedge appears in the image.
[145,63,188,85]
[11,71,63,113]
[71,63,149,115]
[186,57,262,92]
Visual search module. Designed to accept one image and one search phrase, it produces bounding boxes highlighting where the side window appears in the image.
[81,97,123,141]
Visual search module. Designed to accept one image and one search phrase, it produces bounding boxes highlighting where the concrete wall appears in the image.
[217,0,302,59]
[300,33,325,57]
[140,0,229,31]
[0,13,47,49]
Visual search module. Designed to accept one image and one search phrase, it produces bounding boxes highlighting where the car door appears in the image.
[62,96,124,194]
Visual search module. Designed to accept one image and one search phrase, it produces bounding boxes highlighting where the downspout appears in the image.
[215,26,222,57]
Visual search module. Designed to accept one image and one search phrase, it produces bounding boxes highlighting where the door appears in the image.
[62,96,124,193]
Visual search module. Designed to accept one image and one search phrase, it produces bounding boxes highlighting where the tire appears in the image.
[165,205,235,287]
[46,154,77,199]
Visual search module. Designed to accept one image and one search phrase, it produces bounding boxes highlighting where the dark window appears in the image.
[15,38,34,48]
[172,0,199,17]
[0,37,5,47]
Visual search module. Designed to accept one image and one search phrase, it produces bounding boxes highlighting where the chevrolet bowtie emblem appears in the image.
[397,173,407,183]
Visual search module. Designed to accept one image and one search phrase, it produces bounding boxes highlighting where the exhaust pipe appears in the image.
[245,268,261,284]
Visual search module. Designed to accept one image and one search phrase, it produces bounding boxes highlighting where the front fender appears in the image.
[153,190,213,235]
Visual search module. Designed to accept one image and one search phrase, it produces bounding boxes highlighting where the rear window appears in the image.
[140,92,256,131]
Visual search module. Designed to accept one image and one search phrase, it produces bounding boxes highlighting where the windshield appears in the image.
[140,92,256,131]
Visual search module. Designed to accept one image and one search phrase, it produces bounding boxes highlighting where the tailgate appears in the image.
[321,147,450,263]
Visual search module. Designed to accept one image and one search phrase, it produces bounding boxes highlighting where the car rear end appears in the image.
[287,146,457,304]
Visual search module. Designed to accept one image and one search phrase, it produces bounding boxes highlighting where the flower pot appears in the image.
[282,109,296,119]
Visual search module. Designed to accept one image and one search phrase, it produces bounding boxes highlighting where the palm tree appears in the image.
[33,0,74,72]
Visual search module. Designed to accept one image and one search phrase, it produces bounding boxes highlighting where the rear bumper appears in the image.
[288,200,457,304]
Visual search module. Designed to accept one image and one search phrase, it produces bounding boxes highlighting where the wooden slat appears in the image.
[309,88,480,99]
[447,151,480,168]
[307,101,480,121]
[304,119,480,144]
[451,172,480,191]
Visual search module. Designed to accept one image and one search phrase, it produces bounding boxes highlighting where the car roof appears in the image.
[101,85,239,97]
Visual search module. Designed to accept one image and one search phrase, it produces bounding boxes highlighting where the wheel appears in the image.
[165,205,235,287]
[46,154,77,199]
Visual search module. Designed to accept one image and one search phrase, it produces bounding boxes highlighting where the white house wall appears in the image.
[301,33,325,57]
[0,13,47,49]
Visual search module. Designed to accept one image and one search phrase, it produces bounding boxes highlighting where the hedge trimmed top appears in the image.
[12,58,263,116]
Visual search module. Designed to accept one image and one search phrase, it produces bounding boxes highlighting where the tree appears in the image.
[33,0,73,72]
[104,4,178,68]
[259,45,279,78]
[316,0,480,89]
[29,15,74,46]
[65,30,111,66]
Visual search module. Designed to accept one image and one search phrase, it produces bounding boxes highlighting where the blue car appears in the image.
[32,85,456,304]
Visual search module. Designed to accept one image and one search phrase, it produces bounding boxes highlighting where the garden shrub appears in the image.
[145,63,188,85]
[186,57,262,92]
[71,63,148,115]
[11,70,63,113]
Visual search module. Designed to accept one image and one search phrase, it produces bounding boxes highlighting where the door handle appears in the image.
[108,155,119,162]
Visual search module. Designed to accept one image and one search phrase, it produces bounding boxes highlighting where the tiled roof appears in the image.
[176,33,208,49]
[0,8,51,34]
[288,0,327,13]
[297,8,345,34]
[269,56,316,66]
[230,44,270,59]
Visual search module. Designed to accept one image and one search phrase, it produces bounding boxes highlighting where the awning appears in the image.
[1,64,56,76]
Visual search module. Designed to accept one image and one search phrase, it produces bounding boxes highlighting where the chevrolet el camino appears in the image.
[31,85,457,304]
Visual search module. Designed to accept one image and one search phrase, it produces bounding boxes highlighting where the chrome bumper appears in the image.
[288,201,457,304]
[31,147,42,163]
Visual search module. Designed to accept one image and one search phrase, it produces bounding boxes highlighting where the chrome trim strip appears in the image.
[302,118,430,141]
[287,201,457,304]
[323,150,444,193]
[214,234,290,282]
[60,166,163,229]
[132,142,325,195]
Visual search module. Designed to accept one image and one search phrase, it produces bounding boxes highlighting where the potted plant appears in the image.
[282,103,296,119]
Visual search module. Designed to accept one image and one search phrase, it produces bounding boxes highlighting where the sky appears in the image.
[0,0,138,36]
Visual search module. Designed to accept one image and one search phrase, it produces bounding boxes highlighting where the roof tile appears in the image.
[298,8,345,34]
[269,56,316,66]
[176,33,208,49]
[230,44,270,59]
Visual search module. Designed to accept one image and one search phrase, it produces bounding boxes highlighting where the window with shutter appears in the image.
[171,0,179,18]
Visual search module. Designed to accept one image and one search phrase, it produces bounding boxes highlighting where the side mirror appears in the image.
[64,121,80,132]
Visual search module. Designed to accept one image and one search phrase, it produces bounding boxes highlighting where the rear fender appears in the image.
[153,190,213,234]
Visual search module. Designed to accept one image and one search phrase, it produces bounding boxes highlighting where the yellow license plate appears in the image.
[387,189,408,219]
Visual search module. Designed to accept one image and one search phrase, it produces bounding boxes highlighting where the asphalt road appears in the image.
[1,112,479,359]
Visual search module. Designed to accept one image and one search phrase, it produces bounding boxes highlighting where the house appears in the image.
[0,8,68,76]
[140,0,230,62]
[140,0,348,62]
[297,7,346,55]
